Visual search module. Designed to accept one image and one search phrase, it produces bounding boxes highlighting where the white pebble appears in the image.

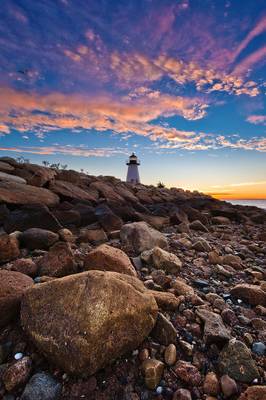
[156,386,163,395]
[14,352,23,360]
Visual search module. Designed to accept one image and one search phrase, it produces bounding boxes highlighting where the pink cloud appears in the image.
[247,115,266,125]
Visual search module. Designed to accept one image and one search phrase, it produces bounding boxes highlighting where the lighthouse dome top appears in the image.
[126,153,140,165]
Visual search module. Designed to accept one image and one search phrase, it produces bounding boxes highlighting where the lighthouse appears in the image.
[126,153,140,184]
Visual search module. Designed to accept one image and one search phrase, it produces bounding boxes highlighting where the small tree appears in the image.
[42,160,50,167]
[157,181,165,188]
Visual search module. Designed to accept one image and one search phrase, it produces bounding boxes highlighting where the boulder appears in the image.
[151,247,182,274]
[14,164,56,187]
[218,339,259,383]
[84,244,137,276]
[0,161,15,173]
[4,205,62,233]
[0,233,20,263]
[0,181,59,206]
[0,270,33,327]
[21,372,62,400]
[37,242,76,277]
[196,308,231,345]
[20,228,59,250]
[0,171,27,184]
[90,181,124,203]
[21,270,158,375]
[49,180,97,202]
[95,204,123,232]
[78,226,107,244]
[230,284,266,306]
[120,221,168,254]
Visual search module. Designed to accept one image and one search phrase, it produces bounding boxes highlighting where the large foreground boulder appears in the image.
[120,221,168,254]
[84,244,137,276]
[21,270,158,375]
[0,181,59,206]
[0,270,33,327]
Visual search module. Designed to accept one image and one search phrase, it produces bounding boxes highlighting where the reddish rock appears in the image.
[149,290,181,311]
[174,361,201,385]
[0,270,33,327]
[49,180,97,202]
[203,372,220,396]
[173,389,192,400]
[0,181,59,206]
[79,226,107,244]
[0,233,20,263]
[230,284,266,306]
[37,242,76,277]
[171,278,194,296]
[84,244,137,276]
[238,386,266,400]
[2,357,32,391]
[21,270,158,375]
[220,374,238,398]
[196,308,231,345]
[10,258,38,277]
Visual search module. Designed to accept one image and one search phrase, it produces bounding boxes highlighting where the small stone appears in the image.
[252,342,266,356]
[141,359,164,390]
[164,344,177,366]
[173,388,192,400]
[174,361,201,385]
[139,349,149,362]
[14,352,23,360]
[21,371,62,400]
[151,313,177,345]
[189,220,208,232]
[231,284,266,306]
[196,308,231,345]
[151,246,182,273]
[203,372,220,396]
[156,386,163,395]
[193,239,212,252]
[220,374,238,398]
[3,357,31,391]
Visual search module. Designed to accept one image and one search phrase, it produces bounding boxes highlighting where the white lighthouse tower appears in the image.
[126,153,140,184]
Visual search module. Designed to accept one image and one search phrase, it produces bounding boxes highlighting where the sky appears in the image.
[0,0,265,199]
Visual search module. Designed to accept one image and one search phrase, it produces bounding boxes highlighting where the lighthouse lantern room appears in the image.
[126,153,140,184]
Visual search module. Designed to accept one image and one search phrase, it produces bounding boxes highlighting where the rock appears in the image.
[203,372,220,396]
[220,375,238,398]
[252,341,266,356]
[164,344,177,366]
[141,359,164,390]
[10,258,38,277]
[79,226,107,244]
[49,180,97,202]
[208,251,223,264]
[120,221,168,254]
[37,242,76,277]
[90,181,124,204]
[171,278,194,296]
[21,372,62,400]
[230,284,266,306]
[238,386,266,400]
[0,181,59,206]
[0,234,20,263]
[21,270,158,375]
[193,239,212,252]
[149,290,181,310]
[56,169,82,184]
[212,216,231,225]
[4,205,62,233]
[0,270,33,327]
[189,220,208,232]
[196,308,231,345]
[2,356,31,391]
[15,164,56,187]
[218,339,259,383]
[95,204,123,232]
[0,161,15,173]
[173,389,192,400]
[84,244,137,276]
[58,228,75,243]
[176,222,190,234]
[174,361,201,385]
[0,171,27,184]
[151,313,177,345]
[53,209,81,227]
[20,228,59,250]
[222,254,242,269]
[151,247,182,273]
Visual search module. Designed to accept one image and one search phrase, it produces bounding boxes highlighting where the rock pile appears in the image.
[0,157,265,399]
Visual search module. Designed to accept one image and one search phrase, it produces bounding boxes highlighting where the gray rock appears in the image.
[252,341,266,356]
[218,339,259,383]
[151,312,177,345]
[21,372,61,400]
[196,308,231,345]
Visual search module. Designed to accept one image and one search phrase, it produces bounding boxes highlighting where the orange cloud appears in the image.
[247,115,266,125]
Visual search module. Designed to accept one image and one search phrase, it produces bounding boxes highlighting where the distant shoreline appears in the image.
[223,199,266,210]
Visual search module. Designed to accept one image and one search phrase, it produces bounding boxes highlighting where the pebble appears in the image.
[14,352,23,360]
[203,372,220,395]
[252,341,266,356]
[21,372,62,400]
[3,357,32,391]
[220,374,238,398]
[172,388,192,400]
[164,344,176,366]
[141,359,164,390]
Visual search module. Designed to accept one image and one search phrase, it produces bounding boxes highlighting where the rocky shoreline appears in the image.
[0,157,265,400]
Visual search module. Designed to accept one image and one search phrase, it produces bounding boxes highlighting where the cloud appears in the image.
[0,124,10,134]
[233,46,266,75]
[247,115,266,125]
[0,145,127,158]
[211,180,266,188]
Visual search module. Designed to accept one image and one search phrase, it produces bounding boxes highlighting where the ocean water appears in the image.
[226,199,266,210]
